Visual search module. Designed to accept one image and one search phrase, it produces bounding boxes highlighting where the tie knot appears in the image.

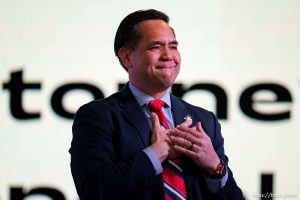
[149,99,165,111]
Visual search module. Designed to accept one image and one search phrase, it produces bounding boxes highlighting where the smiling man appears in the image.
[120,19,181,99]
[70,9,243,200]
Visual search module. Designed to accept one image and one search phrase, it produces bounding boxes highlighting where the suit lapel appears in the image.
[118,84,151,146]
[171,95,195,127]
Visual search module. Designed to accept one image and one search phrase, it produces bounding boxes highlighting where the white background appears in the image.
[1,0,299,199]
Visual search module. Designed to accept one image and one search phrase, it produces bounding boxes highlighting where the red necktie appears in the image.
[149,100,187,200]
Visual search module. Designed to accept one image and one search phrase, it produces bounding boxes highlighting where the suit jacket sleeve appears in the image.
[205,111,243,199]
[69,101,161,200]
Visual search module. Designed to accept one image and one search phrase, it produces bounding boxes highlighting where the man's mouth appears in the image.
[156,65,174,69]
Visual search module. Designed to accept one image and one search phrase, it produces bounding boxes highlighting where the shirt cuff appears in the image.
[143,147,163,175]
[203,170,228,193]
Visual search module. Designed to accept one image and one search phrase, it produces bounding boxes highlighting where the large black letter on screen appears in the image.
[3,70,41,120]
[10,187,65,200]
[240,83,292,121]
[172,83,228,119]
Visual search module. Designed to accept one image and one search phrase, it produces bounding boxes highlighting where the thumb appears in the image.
[150,112,161,132]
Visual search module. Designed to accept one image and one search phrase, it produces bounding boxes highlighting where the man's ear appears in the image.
[118,47,133,70]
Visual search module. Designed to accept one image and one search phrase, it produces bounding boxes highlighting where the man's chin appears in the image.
[156,80,175,91]
[161,76,177,87]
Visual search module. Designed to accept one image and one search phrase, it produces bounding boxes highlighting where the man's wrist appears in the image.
[205,159,227,179]
[143,147,163,175]
[150,143,168,163]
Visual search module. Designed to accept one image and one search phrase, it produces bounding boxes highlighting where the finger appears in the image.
[196,122,207,135]
[170,135,192,149]
[169,129,199,145]
[179,118,193,127]
[190,143,202,152]
[176,125,202,139]
[173,145,198,160]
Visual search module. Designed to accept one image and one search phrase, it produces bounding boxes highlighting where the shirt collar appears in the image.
[129,82,171,108]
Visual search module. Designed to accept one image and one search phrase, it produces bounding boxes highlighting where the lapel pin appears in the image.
[184,114,192,122]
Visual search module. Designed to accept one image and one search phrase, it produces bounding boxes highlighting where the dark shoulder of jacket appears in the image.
[171,95,215,117]
[72,90,125,126]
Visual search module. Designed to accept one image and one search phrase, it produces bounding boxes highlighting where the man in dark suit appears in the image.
[70,9,243,200]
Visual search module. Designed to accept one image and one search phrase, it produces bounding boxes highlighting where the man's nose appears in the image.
[160,47,173,61]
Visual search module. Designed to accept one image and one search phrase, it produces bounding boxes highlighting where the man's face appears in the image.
[127,19,181,94]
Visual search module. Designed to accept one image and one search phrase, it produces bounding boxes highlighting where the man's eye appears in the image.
[150,45,160,50]
[170,45,177,49]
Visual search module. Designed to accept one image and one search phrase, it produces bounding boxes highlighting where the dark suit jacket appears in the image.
[70,83,243,200]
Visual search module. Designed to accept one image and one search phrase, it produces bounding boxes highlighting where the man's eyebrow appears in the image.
[169,40,178,45]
